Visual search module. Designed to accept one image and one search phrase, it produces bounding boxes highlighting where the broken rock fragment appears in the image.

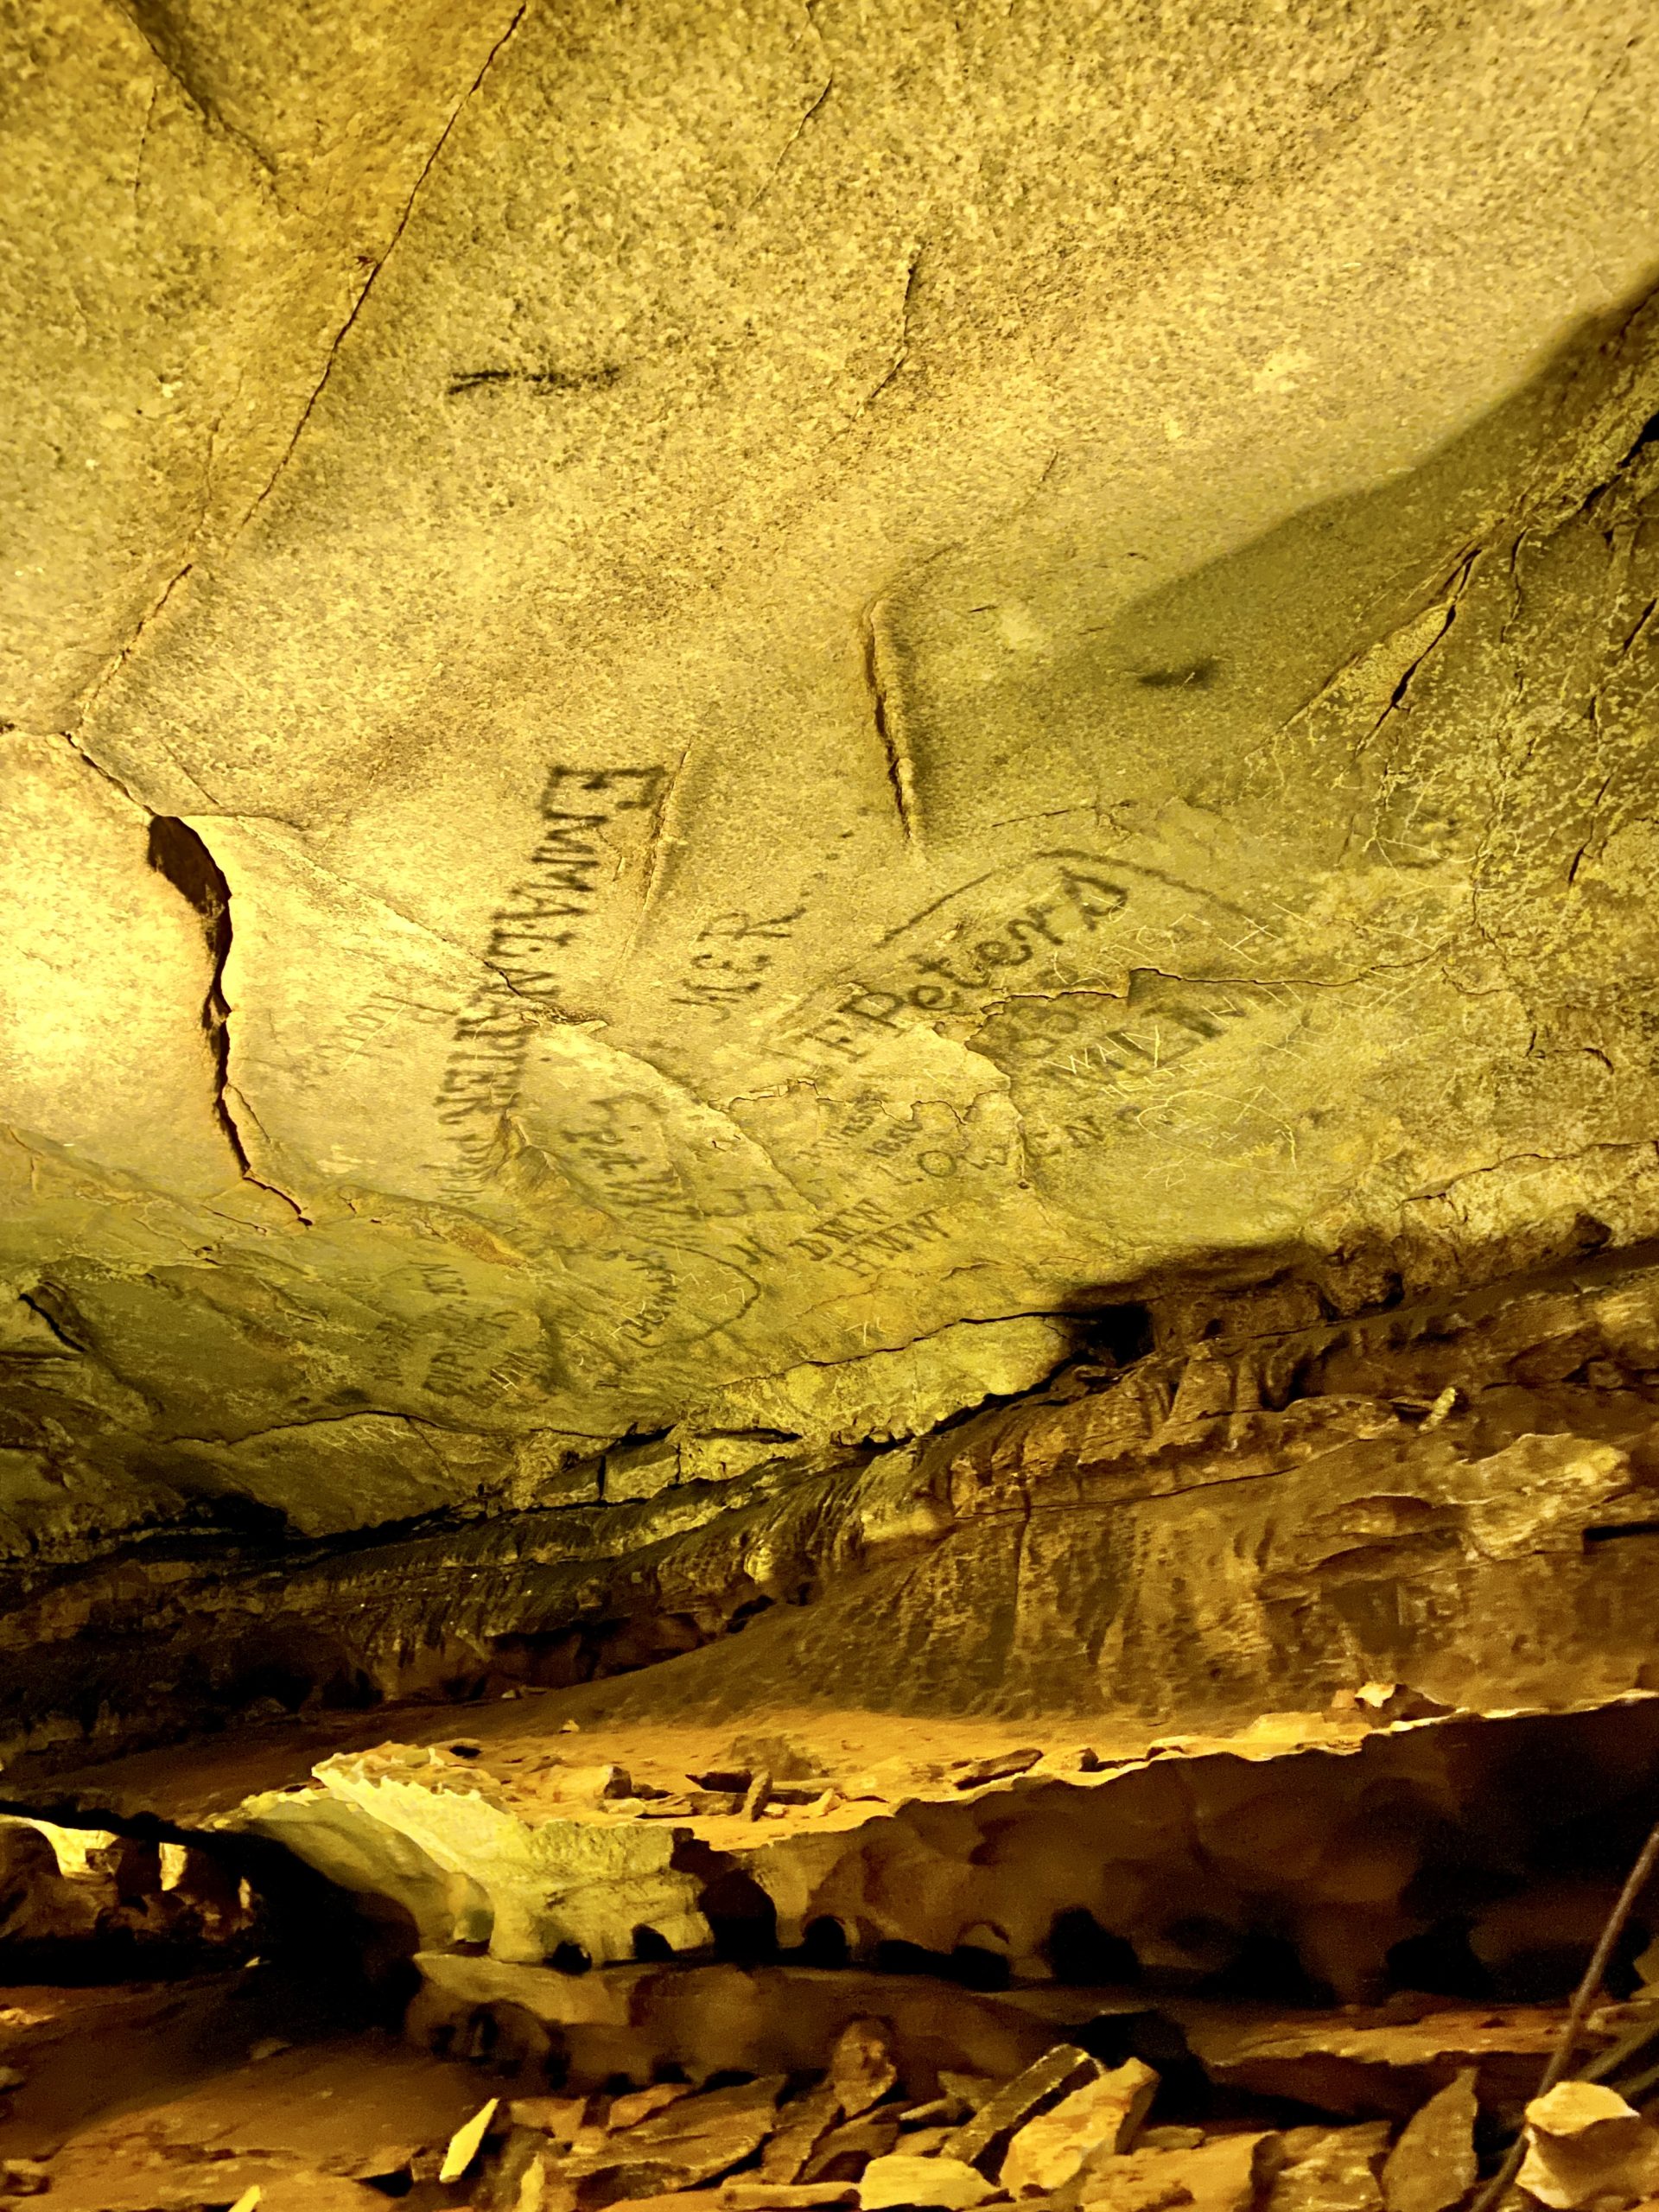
[1264,2122,1391,2210]
[1381,2069,1478,2212]
[723,2187,858,2209]
[950,1750,1044,1789]
[759,2086,843,2183]
[802,2110,902,2181]
[440,2095,501,2183]
[829,2018,899,2120]
[565,2075,786,2197]
[512,2094,593,2142]
[607,2085,696,2131]
[484,2127,556,2212]
[941,2042,1101,2174]
[1001,2057,1159,2195]
[1516,2079,1659,2209]
[1182,2001,1572,2117]
[859,2152,995,2208]
[1068,2132,1270,2211]
[938,2075,1000,2116]
[548,1765,638,1805]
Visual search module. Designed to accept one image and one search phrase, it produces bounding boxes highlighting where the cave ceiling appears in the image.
[4,0,1659,1717]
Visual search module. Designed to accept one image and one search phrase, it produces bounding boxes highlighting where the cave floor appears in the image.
[0,1674,1585,1833]
[0,1973,488,2208]
[0,1967,1653,2211]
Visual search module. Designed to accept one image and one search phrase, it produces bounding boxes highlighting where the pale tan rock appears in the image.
[724,2187,860,2209]
[1075,2133,1269,2211]
[253,2180,410,2210]
[1185,2000,1573,2112]
[1001,2058,1159,2195]
[742,1772,773,1820]
[950,1750,1044,1790]
[1382,2070,1478,2212]
[588,2198,727,2212]
[1264,2122,1391,2211]
[608,2083,696,2131]
[859,2152,995,2209]
[937,2075,1000,2114]
[439,2094,499,2183]
[16,2151,282,2212]
[42,2163,389,2212]
[900,2100,961,2128]
[802,2111,902,2182]
[1517,2079,1659,2209]
[486,2129,564,2212]
[510,2094,591,2142]
[901,2128,954,2158]
[566,2076,786,2195]
[760,2087,845,2184]
[498,2153,579,2212]
[941,2043,1101,2174]
[690,1327,1074,1452]
[244,1765,709,1965]
[829,2018,899,2120]
[546,1764,636,1805]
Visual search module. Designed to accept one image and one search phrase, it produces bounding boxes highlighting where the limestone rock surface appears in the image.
[5,0,1659,1752]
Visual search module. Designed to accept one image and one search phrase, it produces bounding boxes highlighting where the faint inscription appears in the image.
[550,1095,798,1343]
[978,982,1279,1164]
[478,763,665,1005]
[437,765,665,1191]
[671,904,805,1015]
[972,985,1257,1095]
[789,1195,953,1280]
[788,857,1129,1065]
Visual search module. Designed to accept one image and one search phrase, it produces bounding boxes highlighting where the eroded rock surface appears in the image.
[3,1232,1659,1759]
[13,14,1659,2212]
[4,0,1659,1764]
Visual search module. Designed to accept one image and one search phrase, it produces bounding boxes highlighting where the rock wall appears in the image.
[0,1229,1656,1777]
[4,0,1659,1751]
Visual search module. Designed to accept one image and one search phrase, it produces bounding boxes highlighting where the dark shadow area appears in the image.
[879,270,1659,849]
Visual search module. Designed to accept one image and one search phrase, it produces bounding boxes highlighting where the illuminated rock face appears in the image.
[3,0,1659,1747]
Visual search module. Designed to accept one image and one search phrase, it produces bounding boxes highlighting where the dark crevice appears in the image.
[16,1286,92,1356]
[860,602,918,849]
[1616,408,1659,471]
[448,363,624,397]
[1135,657,1222,690]
[145,817,308,1218]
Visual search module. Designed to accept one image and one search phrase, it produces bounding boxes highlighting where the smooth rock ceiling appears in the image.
[5,0,1659,1555]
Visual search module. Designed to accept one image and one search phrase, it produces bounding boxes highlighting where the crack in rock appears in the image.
[143,817,309,1222]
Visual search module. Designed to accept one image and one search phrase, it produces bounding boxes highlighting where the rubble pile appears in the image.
[8,1681,1659,2211]
[396,1986,1659,2212]
[8,1987,1659,2212]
